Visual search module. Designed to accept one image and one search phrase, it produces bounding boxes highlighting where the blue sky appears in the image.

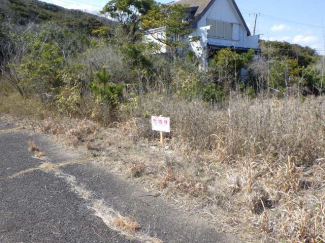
[44,0,325,54]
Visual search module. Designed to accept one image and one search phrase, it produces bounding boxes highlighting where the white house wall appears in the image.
[196,0,258,49]
[199,0,240,25]
[144,29,167,53]
[144,0,259,61]
[189,26,210,67]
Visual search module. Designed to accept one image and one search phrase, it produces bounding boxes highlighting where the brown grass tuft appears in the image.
[34,151,46,158]
[28,141,39,152]
[40,117,99,147]
[113,216,141,234]
[157,168,207,197]
[130,162,146,177]
[38,162,56,172]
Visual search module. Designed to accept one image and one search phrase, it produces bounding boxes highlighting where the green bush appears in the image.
[89,67,124,108]
[17,42,65,96]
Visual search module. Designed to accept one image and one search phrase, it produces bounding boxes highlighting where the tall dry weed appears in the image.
[123,93,325,242]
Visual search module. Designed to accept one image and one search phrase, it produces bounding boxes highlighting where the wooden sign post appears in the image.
[160,131,164,145]
[151,116,170,146]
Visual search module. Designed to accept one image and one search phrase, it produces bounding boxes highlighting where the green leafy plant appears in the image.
[89,67,124,110]
[209,48,254,96]
[17,41,65,97]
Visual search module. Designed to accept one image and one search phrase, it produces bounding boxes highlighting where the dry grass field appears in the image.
[1,92,325,242]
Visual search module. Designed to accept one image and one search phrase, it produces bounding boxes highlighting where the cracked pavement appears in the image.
[0,120,239,243]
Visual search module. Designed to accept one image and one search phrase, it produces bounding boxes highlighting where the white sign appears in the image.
[151,116,170,133]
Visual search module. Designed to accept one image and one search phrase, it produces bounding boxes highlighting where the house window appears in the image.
[207,19,234,40]
[183,7,198,22]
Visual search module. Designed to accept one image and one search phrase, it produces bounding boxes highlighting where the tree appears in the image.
[0,21,29,96]
[17,41,65,98]
[89,67,124,121]
[304,65,325,95]
[248,57,269,92]
[210,48,254,94]
[269,60,286,92]
[0,16,9,66]
[1,22,92,97]
[120,42,153,97]
[141,3,198,59]
[101,0,157,43]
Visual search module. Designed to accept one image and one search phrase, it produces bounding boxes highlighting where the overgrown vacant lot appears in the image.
[1,0,325,242]
[1,93,324,243]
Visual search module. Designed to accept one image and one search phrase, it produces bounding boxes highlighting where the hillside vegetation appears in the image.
[0,0,112,32]
[1,0,325,242]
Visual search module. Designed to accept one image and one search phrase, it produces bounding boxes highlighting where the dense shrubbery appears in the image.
[1,0,109,33]
[1,9,324,117]
[1,0,323,110]
[251,40,324,95]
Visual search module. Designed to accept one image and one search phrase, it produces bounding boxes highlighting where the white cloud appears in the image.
[267,36,291,42]
[271,24,291,32]
[303,29,314,36]
[293,35,318,45]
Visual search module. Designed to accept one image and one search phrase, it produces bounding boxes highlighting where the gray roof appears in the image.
[170,0,251,36]
[171,0,211,17]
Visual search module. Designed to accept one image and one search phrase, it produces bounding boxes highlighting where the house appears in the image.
[145,0,259,66]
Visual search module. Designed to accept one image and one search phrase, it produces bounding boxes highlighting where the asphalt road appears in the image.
[0,120,239,243]
[0,123,138,243]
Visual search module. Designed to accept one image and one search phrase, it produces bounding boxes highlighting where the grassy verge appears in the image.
[115,94,325,242]
[1,92,325,243]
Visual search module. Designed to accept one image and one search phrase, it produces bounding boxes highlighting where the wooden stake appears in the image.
[160,131,164,146]
[159,115,165,146]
